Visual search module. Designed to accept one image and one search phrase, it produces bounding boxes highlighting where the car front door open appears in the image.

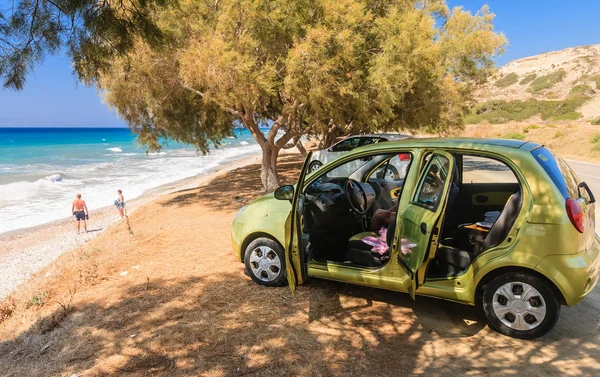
[284,152,312,293]
[397,151,455,299]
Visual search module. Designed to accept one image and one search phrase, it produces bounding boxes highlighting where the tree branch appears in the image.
[267,115,284,144]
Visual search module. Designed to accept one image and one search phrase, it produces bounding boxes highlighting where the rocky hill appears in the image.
[467,45,600,124]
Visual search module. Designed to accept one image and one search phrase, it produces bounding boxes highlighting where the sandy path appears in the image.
[0,154,262,299]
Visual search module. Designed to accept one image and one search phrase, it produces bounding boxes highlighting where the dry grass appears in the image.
[1,154,600,377]
[462,121,600,162]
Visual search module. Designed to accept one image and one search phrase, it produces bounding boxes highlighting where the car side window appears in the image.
[359,137,383,147]
[370,153,412,182]
[330,138,360,152]
[413,154,450,211]
[462,156,517,184]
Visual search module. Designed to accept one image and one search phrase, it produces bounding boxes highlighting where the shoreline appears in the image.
[0,152,262,298]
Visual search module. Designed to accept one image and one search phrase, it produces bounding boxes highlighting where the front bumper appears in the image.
[535,234,600,306]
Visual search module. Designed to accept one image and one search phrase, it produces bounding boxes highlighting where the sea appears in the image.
[0,127,262,234]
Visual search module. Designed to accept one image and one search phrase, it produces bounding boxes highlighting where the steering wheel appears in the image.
[344,178,368,215]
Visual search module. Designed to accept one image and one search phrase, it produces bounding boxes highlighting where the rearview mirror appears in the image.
[274,185,294,201]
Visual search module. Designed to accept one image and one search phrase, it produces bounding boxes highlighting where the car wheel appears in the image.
[309,160,323,172]
[482,272,560,339]
[244,237,287,286]
[384,165,399,180]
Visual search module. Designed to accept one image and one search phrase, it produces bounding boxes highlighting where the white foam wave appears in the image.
[106,147,123,152]
[240,141,249,145]
[46,174,63,182]
[0,143,261,233]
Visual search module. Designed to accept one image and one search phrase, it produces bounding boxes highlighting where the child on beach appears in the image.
[114,189,125,218]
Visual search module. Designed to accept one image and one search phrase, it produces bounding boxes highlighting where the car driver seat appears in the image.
[346,216,397,267]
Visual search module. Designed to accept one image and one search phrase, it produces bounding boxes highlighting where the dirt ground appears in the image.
[1,154,599,376]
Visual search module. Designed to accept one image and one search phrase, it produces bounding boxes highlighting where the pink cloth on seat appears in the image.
[362,227,389,255]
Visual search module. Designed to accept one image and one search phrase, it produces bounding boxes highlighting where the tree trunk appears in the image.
[294,136,307,157]
[260,143,281,192]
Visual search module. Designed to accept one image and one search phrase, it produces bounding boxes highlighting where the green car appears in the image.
[231,138,599,339]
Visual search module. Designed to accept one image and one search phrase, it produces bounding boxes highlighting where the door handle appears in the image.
[420,222,427,235]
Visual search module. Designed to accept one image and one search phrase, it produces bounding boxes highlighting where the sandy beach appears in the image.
[0,153,262,299]
[0,153,599,377]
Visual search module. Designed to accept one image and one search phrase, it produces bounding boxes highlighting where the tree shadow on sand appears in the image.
[1,273,599,376]
[159,155,304,212]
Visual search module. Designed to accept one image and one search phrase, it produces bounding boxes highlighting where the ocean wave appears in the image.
[46,174,64,182]
[106,147,123,152]
[240,141,249,145]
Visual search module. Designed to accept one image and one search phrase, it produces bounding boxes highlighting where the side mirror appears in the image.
[327,147,334,152]
[274,185,294,201]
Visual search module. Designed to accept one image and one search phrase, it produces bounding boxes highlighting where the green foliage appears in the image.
[551,112,581,121]
[0,0,167,89]
[466,96,589,124]
[569,84,595,96]
[523,124,539,133]
[519,73,537,85]
[29,291,48,307]
[528,69,566,92]
[591,133,600,143]
[592,144,600,153]
[591,117,600,125]
[494,73,518,87]
[502,132,525,140]
[99,0,507,190]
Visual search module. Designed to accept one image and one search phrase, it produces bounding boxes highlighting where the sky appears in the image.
[1,1,599,127]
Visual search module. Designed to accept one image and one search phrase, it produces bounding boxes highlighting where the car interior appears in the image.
[302,151,522,279]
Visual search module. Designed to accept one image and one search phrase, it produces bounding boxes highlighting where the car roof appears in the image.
[350,133,412,139]
[353,137,542,153]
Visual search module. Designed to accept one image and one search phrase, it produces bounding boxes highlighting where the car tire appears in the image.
[376,165,399,180]
[482,272,560,339]
[308,160,323,172]
[244,237,287,287]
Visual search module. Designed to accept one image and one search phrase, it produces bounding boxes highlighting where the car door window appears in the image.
[330,138,360,152]
[370,153,411,182]
[413,154,450,211]
[358,137,383,147]
[462,156,517,184]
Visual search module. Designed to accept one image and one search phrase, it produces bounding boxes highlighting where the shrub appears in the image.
[528,69,566,92]
[554,130,564,139]
[591,117,600,125]
[29,291,48,307]
[523,124,539,133]
[591,133,600,143]
[465,97,589,124]
[569,84,594,96]
[520,73,537,85]
[494,73,519,88]
[592,144,600,152]
[502,132,525,140]
[552,112,581,121]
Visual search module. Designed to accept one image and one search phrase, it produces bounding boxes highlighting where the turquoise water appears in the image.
[0,127,261,233]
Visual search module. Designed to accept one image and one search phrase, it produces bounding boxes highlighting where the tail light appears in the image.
[566,198,584,233]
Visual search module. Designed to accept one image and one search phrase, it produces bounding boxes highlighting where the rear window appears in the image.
[531,147,580,199]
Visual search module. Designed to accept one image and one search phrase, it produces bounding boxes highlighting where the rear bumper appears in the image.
[535,234,600,306]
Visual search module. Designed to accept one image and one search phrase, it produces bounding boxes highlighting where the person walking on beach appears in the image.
[71,193,89,234]
[115,189,125,219]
